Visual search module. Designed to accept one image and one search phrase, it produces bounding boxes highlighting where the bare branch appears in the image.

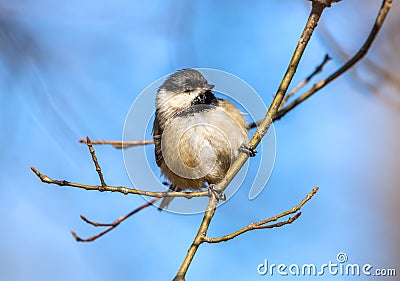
[71,198,160,242]
[79,138,154,149]
[30,166,208,199]
[275,0,393,121]
[203,187,318,243]
[31,133,208,198]
[173,1,334,279]
[204,213,302,243]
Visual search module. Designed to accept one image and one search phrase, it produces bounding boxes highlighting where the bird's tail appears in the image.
[158,184,181,211]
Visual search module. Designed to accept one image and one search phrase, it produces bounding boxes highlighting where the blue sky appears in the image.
[1,1,399,280]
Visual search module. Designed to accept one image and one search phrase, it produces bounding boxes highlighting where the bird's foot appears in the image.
[239,143,257,157]
[207,184,226,201]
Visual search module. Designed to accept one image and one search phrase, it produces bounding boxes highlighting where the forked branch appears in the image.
[31,165,208,199]
[203,187,318,243]
[280,54,331,109]
[71,198,160,242]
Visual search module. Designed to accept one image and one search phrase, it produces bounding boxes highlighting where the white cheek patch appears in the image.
[156,89,203,119]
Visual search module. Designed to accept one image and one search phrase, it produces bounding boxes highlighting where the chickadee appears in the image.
[153,69,253,210]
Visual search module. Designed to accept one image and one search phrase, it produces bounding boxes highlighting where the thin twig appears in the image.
[280,54,331,109]
[247,120,261,130]
[30,166,208,199]
[71,198,160,242]
[173,2,333,280]
[79,138,154,149]
[275,0,393,121]
[86,137,106,187]
[203,187,318,243]
[204,213,302,243]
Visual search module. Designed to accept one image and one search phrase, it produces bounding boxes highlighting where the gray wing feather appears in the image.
[152,119,163,167]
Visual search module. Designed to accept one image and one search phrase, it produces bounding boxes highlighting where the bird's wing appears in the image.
[152,119,163,167]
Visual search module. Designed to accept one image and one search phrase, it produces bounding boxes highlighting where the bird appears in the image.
[153,69,254,210]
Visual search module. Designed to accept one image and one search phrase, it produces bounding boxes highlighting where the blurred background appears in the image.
[1,0,399,280]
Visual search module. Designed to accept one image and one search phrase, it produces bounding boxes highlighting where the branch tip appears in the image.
[30,166,53,183]
[293,212,302,220]
[71,231,83,242]
[30,166,38,175]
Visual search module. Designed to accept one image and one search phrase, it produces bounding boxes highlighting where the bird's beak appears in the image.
[203,84,215,91]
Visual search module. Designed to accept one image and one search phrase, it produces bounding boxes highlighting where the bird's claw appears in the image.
[239,144,257,157]
[208,184,226,201]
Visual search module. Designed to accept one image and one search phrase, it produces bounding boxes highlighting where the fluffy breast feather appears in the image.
[158,100,247,189]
